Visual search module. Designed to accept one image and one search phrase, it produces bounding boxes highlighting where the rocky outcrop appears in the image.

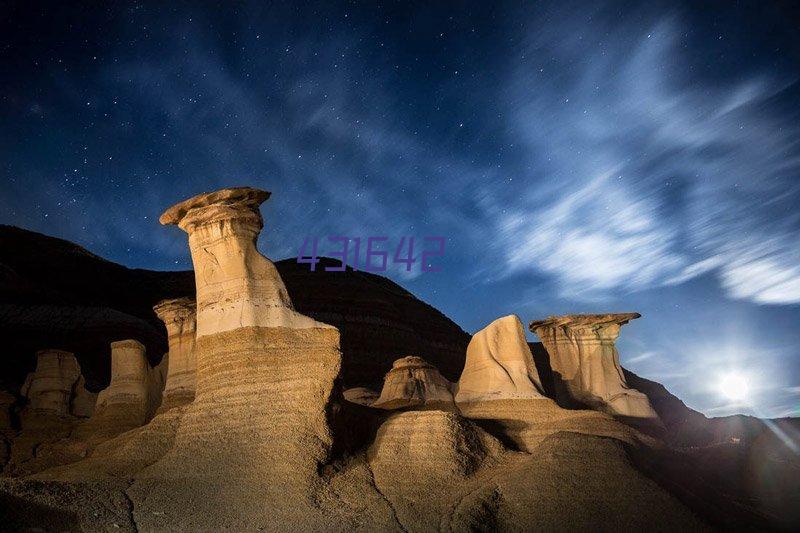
[530,314,659,420]
[455,315,545,404]
[93,187,344,529]
[153,297,196,411]
[372,356,455,410]
[367,410,505,530]
[75,339,164,444]
[17,349,95,422]
[159,187,328,335]
[20,350,82,417]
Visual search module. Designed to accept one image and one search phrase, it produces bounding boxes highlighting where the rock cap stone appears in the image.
[529,313,641,330]
[153,297,196,324]
[159,187,271,231]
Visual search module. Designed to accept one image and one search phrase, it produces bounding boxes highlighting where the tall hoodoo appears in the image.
[529,313,659,420]
[158,187,326,337]
[153,297,197,411]
[456,315,546,404]
[20,349,81,416]
[146,187,342,529]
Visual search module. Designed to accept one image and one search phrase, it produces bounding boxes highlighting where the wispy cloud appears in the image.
[492,12,800,303]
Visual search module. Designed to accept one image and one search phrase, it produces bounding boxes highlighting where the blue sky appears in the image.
[2,0,800,417]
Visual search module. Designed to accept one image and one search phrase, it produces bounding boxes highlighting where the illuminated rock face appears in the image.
[372,356,455,410]
[138,187,342,528]
[529,314,659,420]
[153,297,196,411]
[87,339,165,435]
[20,349,82,416]
[159,187,330,338]
[455,315,546,404]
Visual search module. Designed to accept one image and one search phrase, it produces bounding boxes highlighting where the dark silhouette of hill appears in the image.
[0,225,468,394]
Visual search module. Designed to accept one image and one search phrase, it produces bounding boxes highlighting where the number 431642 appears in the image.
[296,236,445,273]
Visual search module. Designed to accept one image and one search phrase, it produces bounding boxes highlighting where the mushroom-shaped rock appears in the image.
[455,315,546,404]
[159,186,330,337]
[372,356,456,410]
[20,349,81,416]
[153,297,197,412]
[529,313,659,420]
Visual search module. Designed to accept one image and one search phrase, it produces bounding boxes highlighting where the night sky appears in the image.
[2,1,800,418]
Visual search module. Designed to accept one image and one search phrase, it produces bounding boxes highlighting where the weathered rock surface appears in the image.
[372,356,456,410]
[159,187,329,335]
[455,315,545,403]
[20,349,82,417]
[153,297,196,411]
[530,314,659,420]
[74,339,164,445]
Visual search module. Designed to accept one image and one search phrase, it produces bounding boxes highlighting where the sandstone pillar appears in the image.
[455,315,546,404]
[153,297,197,411]
[148,187,342,528]
[529,313,659,420]
[20,349,81,415]
[158,187,322,338]
[91,340,150,428]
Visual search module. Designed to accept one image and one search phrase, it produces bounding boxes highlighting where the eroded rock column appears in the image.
[455,315,546,404]
[529,313,659,420]
[89,339,151,432]
[159,187,322,337]
[153,297,197,411]
[20,349,81,416]
[147,187,342,529]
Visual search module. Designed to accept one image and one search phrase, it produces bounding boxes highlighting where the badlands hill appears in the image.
[0,225,468,394]
[0,192,799,532]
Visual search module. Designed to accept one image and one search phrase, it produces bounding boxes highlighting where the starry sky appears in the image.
[2,0,800,418]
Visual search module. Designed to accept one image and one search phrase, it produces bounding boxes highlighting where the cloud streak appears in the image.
[493,12,800,304]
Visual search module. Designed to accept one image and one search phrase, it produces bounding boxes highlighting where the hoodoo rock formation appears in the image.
[529,314,659,420]
[158,187,329,335]
[153,297,196,411]
[371,356,456,410]
[20,349,83,417]
[75,339,165,444]
[0,188,794,530]
[455,315,546,403]
[109,187,343,529]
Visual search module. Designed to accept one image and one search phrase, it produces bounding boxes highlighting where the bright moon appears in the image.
[718,373,750,402]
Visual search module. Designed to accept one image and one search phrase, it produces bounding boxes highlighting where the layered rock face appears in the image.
[153,297,196,411]
[158,187,327,335]
[530,313,659,420]
[455,315,545,403]
[372,356,456,410]
[19,349,93,418]
[77,339,164,442]
[117,187,344,529]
